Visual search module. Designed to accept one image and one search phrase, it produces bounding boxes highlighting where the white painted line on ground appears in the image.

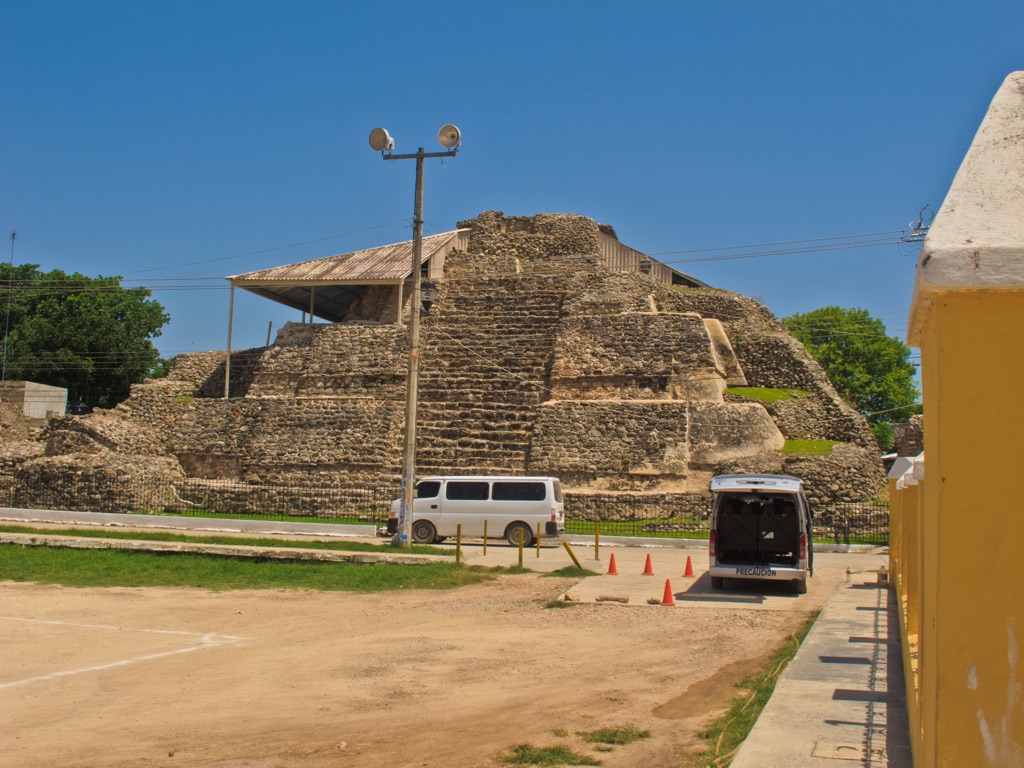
[0,616,247,690]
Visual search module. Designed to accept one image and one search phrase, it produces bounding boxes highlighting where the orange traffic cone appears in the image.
[660,579,676,606]
[642,553,655,575]
[607,553,619,576]
[684,555,695,578]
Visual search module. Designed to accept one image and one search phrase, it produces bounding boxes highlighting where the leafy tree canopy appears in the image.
[783,306,920,435]
[0,263,169,408]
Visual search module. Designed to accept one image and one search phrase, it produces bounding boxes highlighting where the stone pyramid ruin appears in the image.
[11,211,884,510]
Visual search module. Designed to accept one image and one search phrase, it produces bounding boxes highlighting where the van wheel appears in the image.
[505,523,534,547]
[794,578,808,595]
[411,521,437,545]
[710,576,725,590]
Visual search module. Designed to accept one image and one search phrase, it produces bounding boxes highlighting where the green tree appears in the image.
[0,264,169,408]
[783,306,920,448]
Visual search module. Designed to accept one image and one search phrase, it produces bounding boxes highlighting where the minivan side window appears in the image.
[492,481,546,501]
[445,481,489,501]
[416,481,441,499]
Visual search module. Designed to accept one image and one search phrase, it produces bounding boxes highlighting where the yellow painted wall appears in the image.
[912,289,1024,767]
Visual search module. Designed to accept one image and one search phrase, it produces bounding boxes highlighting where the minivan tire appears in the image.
[794,578,808,595]
[710,576,725,590]
[411,520,437,545]
[505,522,534,547]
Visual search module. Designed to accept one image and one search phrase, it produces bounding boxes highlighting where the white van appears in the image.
[708,474,814,594]
[390,476,565,546]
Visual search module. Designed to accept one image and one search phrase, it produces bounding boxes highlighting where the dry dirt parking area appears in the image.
[0,559,855,768]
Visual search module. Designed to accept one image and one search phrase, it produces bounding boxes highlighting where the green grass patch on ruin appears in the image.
[781,439,839,456]
[0,524,451,556]
[684,611,819,767]
[0,545,494,591]
[725,387,811,404]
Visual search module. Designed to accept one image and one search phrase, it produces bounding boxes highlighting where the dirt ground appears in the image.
[0,565,828,768]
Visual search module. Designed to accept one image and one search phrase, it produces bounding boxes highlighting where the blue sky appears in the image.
[2,1,1022,362]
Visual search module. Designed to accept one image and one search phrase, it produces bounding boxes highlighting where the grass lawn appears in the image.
[0,543,502,591]
[0,524,449,556]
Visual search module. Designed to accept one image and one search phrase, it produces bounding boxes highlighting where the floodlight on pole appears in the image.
[369,125,460,548]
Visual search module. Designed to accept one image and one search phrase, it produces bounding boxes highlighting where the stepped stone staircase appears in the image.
[414,274,570,474]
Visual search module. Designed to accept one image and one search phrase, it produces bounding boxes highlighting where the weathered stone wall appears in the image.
[458,211,603,266]
[0,399,33,442]
[687,402,786,465]
[198,348,267,399]
[169,397,403,483]
[783,444,887,506]
[530,400,782,490]
[112,378,200,437]
[531,401,691,481]
[0,441,45,469]
[662,287,873,446]
[550,314,720,400]
[248,322,407,398]
[897,414,923,456]
[728,332,873,446]
[343,284,400,324]
[162,351,225,385]
[46,410,167,457]
[441,248,520,278]
[657,287,783,329]
[562,273,657,315]
[14,454,185,513]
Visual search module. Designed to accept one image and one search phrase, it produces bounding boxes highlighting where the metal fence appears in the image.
[0,471,889,544]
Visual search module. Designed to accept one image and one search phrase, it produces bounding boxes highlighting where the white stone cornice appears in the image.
[909,71,1024,345]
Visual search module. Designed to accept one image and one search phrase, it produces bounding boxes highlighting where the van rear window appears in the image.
[445,481,489,501]
[491,482,546,501]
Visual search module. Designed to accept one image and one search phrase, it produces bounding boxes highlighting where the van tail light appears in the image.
[798,533,807,560]
[551,513,557,522]
[709,531,717,558]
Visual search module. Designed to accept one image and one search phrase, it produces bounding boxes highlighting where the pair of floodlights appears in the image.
[368,124,461,154]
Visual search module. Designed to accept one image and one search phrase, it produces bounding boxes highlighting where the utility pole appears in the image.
[3,231,16,381]
[370,125,461,547]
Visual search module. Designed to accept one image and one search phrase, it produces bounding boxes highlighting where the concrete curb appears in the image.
[0,508,376,538]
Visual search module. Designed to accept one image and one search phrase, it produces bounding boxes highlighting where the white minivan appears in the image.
[708,474,814,594]
[390,476,565,546]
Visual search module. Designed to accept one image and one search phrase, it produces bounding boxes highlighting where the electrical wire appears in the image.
[124,218,414,276]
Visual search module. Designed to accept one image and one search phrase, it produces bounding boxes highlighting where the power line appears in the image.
[648,228,908,257]
[124,218,413,276]
[661,236,906,266]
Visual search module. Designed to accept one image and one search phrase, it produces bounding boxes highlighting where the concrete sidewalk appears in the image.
[730,575,913,767]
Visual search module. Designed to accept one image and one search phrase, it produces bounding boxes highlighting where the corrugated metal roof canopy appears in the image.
[227,226,709,323]
[228,230,468,322]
